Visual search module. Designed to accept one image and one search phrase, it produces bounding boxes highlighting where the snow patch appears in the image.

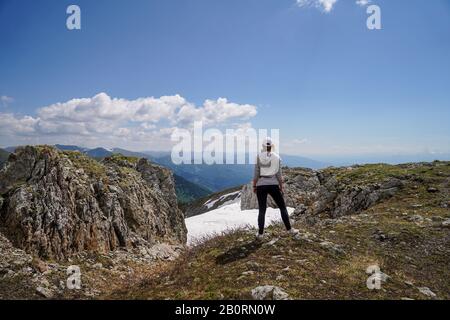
[203,190,241,209]
[185,201,294,245]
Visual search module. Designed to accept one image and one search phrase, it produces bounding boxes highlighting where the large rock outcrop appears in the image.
[241,165,404,218]
[0,146,186,260]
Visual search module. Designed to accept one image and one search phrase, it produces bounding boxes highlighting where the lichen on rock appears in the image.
[0,145,186,260]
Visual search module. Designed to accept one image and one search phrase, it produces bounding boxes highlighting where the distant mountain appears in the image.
[3,144,329,203]
[54,144,88,153]
[111,148,154,160]
[174,174,212,207]
[280,154,329,169]
[152,154,254,192]
[0,148,10,167]
[4,146,17,153]
[86,147,113,158]
[55,145,113,158]
[54,145,210,204]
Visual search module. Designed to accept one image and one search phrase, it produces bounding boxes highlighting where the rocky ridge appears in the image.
[241,164,413,218]
[0,146,187,260]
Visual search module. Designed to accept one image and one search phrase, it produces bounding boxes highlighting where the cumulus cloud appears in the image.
[296,0,370,12]
[296,0,338,13]
[0,93,258,150]
[355,0,371,7]
[1,95,14,107]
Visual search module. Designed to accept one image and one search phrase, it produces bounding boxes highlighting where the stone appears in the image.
[246,261,262,271]
[32,258,48,273]
[427,187,439,193]
[319,241,345,254]
[251,285,290,300]
[36,286,54,299]
[407,215,424,223]
[441,219,450,228]
[240,167,402,218]
[417,287,437,298]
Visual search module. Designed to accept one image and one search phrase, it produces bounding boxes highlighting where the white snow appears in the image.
[203,190,241,209]
[185,201,294,245]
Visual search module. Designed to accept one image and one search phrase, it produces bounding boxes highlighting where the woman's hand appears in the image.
[279,184,284,194]
[253,185,257,193]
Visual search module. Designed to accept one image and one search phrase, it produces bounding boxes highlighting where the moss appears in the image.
[107,153,140,165]
[63,151,107,180]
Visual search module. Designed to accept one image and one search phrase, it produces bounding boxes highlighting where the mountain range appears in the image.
[2,144,327,204]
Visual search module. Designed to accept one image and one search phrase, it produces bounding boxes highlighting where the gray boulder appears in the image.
[251,285,290,300]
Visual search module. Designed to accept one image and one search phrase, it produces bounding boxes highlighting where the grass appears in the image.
[1,154,448,300]
[63,150,107,180]
[107,161,450,300]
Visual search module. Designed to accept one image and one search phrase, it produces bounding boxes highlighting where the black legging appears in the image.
[256,185,292,235]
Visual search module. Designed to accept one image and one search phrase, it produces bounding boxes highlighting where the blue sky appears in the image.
[0,0,449,159]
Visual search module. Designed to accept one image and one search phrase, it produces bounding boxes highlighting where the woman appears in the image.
[253,137,298,240]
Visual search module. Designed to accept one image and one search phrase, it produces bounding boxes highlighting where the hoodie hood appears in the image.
[258,152,280,176]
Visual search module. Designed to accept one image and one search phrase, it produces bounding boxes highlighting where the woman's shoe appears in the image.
[288,228,299,235]
[256,232,264,241]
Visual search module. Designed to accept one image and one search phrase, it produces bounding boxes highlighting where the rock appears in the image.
[441,219,450,228]
[417,287,437,298]
[251,285,290,300]
[92,263,103,269]
[3,270,15,279]
[407,215,424,223]
[32,258,48,273]
[0,146,186,260]
[246,261,262,271]
[319,241,345,254]
[263,238,279,247]
[147,243,182,261]
[36,286,54,299]
[427,187,439,193]
[294,231,317,242]
[373,230,387,241]
[241,271,255,276]
[293,204,307,216]
[240,167,402,218]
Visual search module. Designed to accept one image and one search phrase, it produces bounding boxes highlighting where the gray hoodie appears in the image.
[253,152,282,187]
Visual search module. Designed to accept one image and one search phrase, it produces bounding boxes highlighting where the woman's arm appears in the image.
[276,159,284,192]
[253,156,260,192]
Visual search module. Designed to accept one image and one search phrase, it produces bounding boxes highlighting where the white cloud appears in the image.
[355,0,371,7]
[0,93,258,150]
[292,138,308,144]
[1,95,14,107]
[296,0,338,13]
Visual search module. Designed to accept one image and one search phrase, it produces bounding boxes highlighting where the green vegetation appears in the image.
[175,174,212,207]
[0,148,9,167]
[108,161,450,300]
[107,153,140,164]
[63,150,107,180]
